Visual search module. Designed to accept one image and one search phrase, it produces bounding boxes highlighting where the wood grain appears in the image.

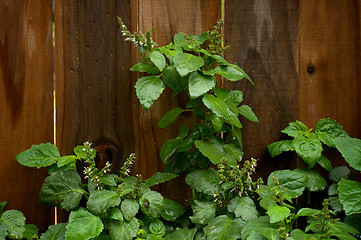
[0,0,53,231]
[224,0,300,177]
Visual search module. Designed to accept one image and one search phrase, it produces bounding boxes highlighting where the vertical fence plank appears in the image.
[224,0,300,176]
[136,0,221,200]
[300,0,361,138]
[55,0,134,173]
[0,0,53,231]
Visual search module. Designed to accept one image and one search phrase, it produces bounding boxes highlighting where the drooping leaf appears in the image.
[238,105,258,122]
[294,168,327,191]
[194,139,223,165]
[190,200,217,225]
[315,118,348,147]
[267,140,294,158]
[87,190,120,215]
[334,137,361,171]
[121,199,139,221]
[338,179,361,215]
[215,64,253,84]
[267,205,291,223]
[293,134,323,168]
[23,224,38,240]
[204,215,244,240]
[135,75,165,110]
[149,51,166,71]
[162,66,187,93]
[161,198,185,222]
[295,208,323,218]
[241,216,285,240]
[268,170,307,198]
[173,52,204,76]
[15,143,60,168]
[210,112,223,131]
[108,219,139,240]
[39,170,84,211]
[0,210,26,239]
[317,155,332,172]
[130,61,160,74]
[140,191,164,218]
[160,139,180,163]
[40,223,67,240]
[158,108,185,128]
[0,203,6,214]
[329,166,350,182]
[145,172,178,187]
[281,121,308,138]
[164,228,197,240]
[188,71,215,98]
[65,210,103,240]
[57,155,76,167]
[185,168,220,195]
[228,196,258,221]
[163,152,191,174]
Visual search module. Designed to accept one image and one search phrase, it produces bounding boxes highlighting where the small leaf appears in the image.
[164,228,197,240]
[0,210,26,239]
[140,191,164,218]
[185,168,220,195]
[228,196,258,221]
[150,51,166,71]
[15,143,60,168]
[161,198,185,222]
[135,75,165,110]
[194,140,223,165]
[317,155,332,172]
[121,199,139,221]
[149,219,166,236]
[329,166,350,182]
[204,215,244,240]
[145,172,178,187]
[281,120,308,138]
[87,190,121,215]
[108,207,124,221]
[338,179,361,215]
[65,210,104,240]
[23,224,39,240]
[215,64,252,83]
[109,219,139,240]
[40,223,67,240]
[158,108,185,128]
[267,205,291,223]
[238,105,258,122]
[228,90,243,105]
[130,61,160,74]
[190,200,217,225]
[329,196,343,214]
[267,140,294,158]
[174,52,204,76]
[160,139,180,163]
[188,71,215,98]
[334,137,361,171]
[57,155,76,167]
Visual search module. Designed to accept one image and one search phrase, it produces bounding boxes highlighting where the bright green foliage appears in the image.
[139,191,164,218]
[15,142,60,168]
[158,107,185,128]
[0,209,26,239]
[144,172,178,187]
[185,168,220,195]
[65,210,103,240]
[160,198,185,222]
[338,180,361,215]
[121,199,139,221]
[164,228,197,240]
[108,218,139,240]
[135,75,165,110]
[204,215,244,240]
[228,196,258,221]
[334,137,361,171]
[267,205,291,223]
[267,170,307,198]
[40,223,67,240]
[190,200,217,225]
[87,190,121,215]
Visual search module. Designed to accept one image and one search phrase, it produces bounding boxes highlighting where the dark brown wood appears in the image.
[0,0,53,231]
[224,0,300,177]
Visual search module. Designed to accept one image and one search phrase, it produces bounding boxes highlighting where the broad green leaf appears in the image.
[121,199,139,221]
[15,143,60,168]
[57,155,76,167]
[329,196,343,214]
[329,166,350,182]
[334,137,361,171]
[109,219,139,240]
[223,143,243,167]
[210,113,223,131]
[108,207,124,221]
[293,134,322,168]
[149,219,166,236]
[241,216,285,240]
[190,200,217,225]
[164,228,197,240]
[344,214,361,232]
[99,174,118,187]
[260,196,277,210]
[39,170,84,211]
[315,118,348,147]
[215,64,251,82]
[188,71,215,98]
[203,94,242,128]
[185,168,220,195]
[295,208,323,218]
[290,229,321,240]
[317,155,332,172]
[65,210,103,240]
[160,139,180,163]
[40,223,67,240]
[173,52,204,76]
[130,61,160,74]
[228,196,258,221]
[145,172,178,187]
[158,108,185,128]
[135,75,165,110]
[0,210,25,239]
[214,88,229,100]
[294,168,327,191]
[281,121,308,138]
[23,224,38,240]
[238,105,258,122]
[267,140,294,158]
[331,221,359,235]
[267,205,290,223]
[338,179,361,215]
[87,190,121,215]
[204,215,244,240]
[150,51,166,71]
[194,140,223,165]
[228,90,243,106]
[161,198,185,222]
[162,66,187,93]
[140,191,164,218]
[331,232,358,240]
[268,170,307,198]
[163,152,191,174]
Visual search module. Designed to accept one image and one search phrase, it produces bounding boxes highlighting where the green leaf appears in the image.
[40,223,67,240]
[268,170,307,198]
[194,140,223,165]
[161,198,185,222]
[293,134,322,168]
[290,229,321,240]
[163,152,190,174]
[140,191,164,218]
[23,224,38,240]
[57,155,76,167]
[329,183,338,196]
[120,199,139,221]
[267,140,294,158]
[162,66,187,93]
[108,207,124,221]
[130,61,160,74]
[74,145,96,160]
[223,143,243,167]
[295,208,323,218]
[281,121,308,138]
[315,118,348,147]
[338,179,361,215]
[294,168,327,191]
[334,137,361,171]
[65,209,103,240]
[0,210,25,239]
[242,216,285,240]
[0,203,6,214]
[164,228,197,240]
[203,94,242,128]
[329,196,343,214]
[15,142,60,168]
[185,168,220,195]
[228,90,243,105]
[228,196,258,221]
[87,190,120,215]
[267,205,291,223]
[160,139,180,163]
[150,51,166,71]
[149,219,166,236]
[39,170,84,211]
[190,200,217,225]
[238,105,258,122]
[135,75,165,109]
[177,124,189,139]
[109,219,139,240]
[344,214,361,232]
[317,155,332,171]
[158,108,185,128]
[210,113,223,131]
[204,215,244,240]
[99,174,118,187]
[329,166,350,182]
[145,172,178,187]
[215,64,251,83]
[173,52,204,76]
[188,71,215,98]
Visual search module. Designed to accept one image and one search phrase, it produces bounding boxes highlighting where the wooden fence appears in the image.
[1,0,360,231]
